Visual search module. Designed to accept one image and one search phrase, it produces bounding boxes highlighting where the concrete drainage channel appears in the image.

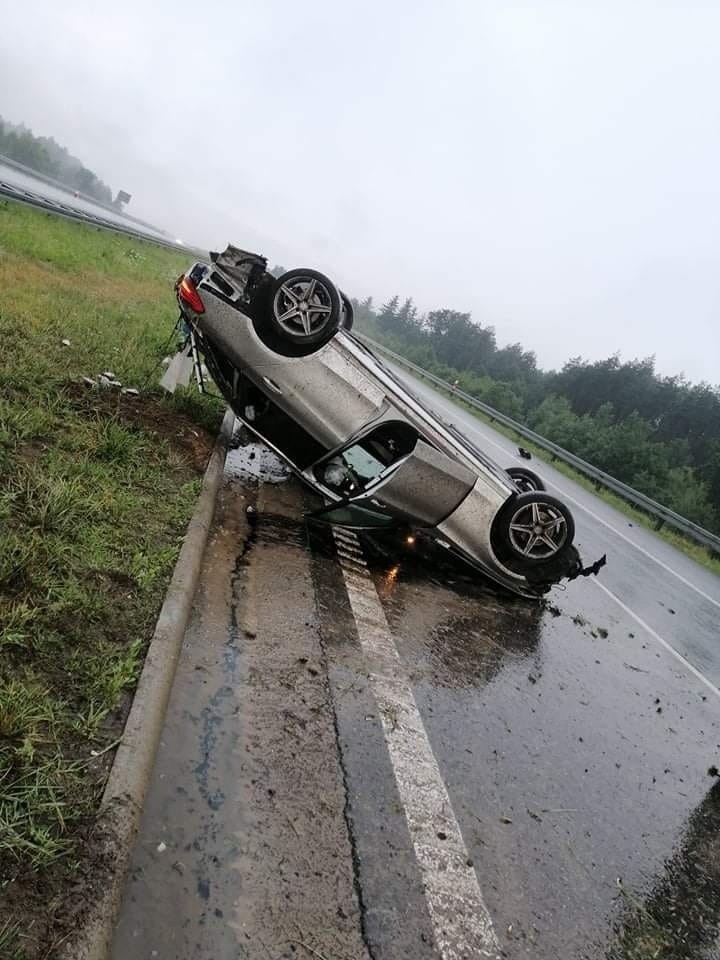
[60,409,235,960]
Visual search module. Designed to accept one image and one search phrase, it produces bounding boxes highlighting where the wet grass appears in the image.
[0,920,24,960]
[0,200,223,955]
[407,370,720,578]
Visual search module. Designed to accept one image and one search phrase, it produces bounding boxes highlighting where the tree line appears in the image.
[350,295,720,537]
[0,117,114,205]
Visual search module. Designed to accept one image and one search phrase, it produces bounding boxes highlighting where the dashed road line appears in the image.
[592,579,720,701]
[332,529,501,960]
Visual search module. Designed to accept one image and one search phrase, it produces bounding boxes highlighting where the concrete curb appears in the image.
[60,407,236,960]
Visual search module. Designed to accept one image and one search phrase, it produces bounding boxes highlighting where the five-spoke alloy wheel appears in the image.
[268,269,341,351]
[493,491,575,570]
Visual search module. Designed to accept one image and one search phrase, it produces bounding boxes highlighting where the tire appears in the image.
[262,268,341,355]
[506,467,545,493]
[340,292,354,331]
[492,491,575,570]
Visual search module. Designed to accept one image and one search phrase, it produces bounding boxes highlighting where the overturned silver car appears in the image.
[174,246,602,598]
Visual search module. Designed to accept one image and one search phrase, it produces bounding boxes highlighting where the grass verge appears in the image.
[0,200,223,957]
[397,362,720,577]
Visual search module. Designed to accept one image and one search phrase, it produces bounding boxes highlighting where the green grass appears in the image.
[0,919,25,960]
[0,200,223,954]
[402,363,720,577]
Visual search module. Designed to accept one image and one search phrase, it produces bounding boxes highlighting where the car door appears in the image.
[354,437,476,526]
[252,340,388,449]
[310,425,476,528]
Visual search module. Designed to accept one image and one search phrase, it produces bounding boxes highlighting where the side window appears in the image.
[342,444,387,485]
[314,422,417,495]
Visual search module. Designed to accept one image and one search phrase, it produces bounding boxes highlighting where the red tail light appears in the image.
[178,276,205,313]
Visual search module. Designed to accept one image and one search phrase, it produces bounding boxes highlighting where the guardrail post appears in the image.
[654,517,666,531]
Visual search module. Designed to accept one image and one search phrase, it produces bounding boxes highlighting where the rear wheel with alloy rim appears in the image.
[263,268,341,354]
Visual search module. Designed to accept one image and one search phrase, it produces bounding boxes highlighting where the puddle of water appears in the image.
[225,441,291,485]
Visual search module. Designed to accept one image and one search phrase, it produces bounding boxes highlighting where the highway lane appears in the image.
[111,432,720,960]
[388,363,720,690]
[0,159,175,245]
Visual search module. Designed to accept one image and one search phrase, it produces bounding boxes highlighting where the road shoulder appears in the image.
[111,475,369,960]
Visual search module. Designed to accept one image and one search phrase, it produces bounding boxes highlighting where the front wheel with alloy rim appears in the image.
[265,268,341,354]
[493,491,575,570]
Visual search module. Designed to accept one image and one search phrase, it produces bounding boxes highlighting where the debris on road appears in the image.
[572,553,608,580]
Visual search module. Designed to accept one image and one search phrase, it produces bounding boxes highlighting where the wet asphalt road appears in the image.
[389,364,720,687]
[111,415,720,959]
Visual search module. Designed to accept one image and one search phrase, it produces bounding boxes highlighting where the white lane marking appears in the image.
[435,398,720,612]
[335,542,367,564]
[334,529,359,545]
[335,538,365,555]
[333,530,501,960]
[554,486,720,611]
[592,579,720,701]
[338,552,368,568]
[336,539,364,555]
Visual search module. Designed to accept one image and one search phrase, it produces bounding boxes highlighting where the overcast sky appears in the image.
[2,1,718,383]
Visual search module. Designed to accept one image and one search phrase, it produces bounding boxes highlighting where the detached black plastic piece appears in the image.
[569,553,607,581]
[583,553,607,577]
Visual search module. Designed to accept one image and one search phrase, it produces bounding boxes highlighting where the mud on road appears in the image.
[112,442,720,960]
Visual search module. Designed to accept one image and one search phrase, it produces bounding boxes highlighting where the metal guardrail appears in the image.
[359,334,720,555]
[0,178,202,255]
[0,151,171,235]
